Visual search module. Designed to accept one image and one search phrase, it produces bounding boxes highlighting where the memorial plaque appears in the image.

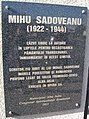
[2,1,87,117]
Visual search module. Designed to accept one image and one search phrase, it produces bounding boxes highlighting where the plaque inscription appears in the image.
[2,1,87,117]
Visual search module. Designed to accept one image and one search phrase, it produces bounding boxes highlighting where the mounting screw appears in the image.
[5,5,9,10]
[75,103,80,107]
[9,111,12,115]
[82,10,85,14]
